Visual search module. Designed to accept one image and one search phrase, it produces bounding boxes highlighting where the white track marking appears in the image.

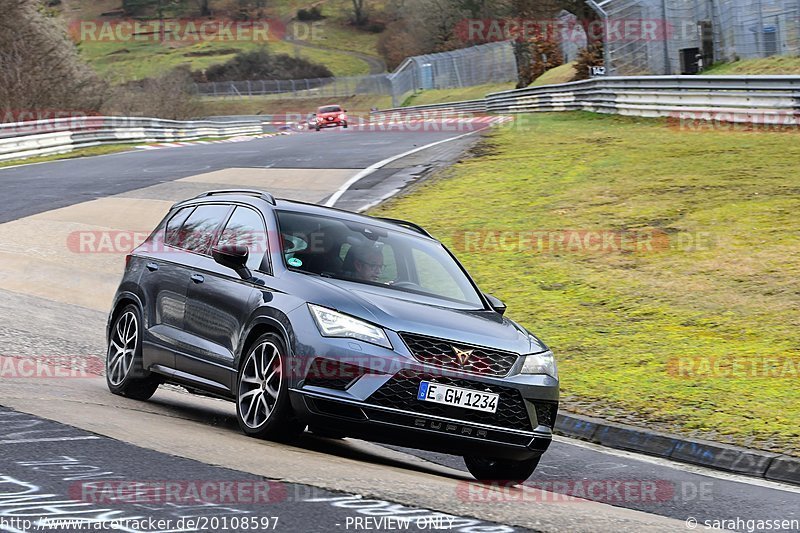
[323,127,493,208]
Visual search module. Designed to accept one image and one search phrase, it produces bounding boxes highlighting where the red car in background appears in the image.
[313,104,348,131]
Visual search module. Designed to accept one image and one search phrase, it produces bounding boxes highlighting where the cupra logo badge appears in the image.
[452,346,474,366]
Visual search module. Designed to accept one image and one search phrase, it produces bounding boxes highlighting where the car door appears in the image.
[179,205,270,393]
[138,205,197,371]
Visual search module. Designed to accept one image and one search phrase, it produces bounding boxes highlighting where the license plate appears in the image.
[417,381,499,413]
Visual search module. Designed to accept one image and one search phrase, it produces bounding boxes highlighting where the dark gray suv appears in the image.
[106,189,559,482]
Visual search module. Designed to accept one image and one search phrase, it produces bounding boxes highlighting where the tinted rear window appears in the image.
[173,204,231,254]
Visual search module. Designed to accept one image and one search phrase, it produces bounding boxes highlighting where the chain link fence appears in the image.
[387,41,517,105]
[194,42,517,107]
[590,0,800,76]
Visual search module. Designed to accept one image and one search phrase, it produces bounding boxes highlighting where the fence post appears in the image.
[661,0,672,75]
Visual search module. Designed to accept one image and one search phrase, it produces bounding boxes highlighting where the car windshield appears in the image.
[277,210,484,309]
[318,106,341,113]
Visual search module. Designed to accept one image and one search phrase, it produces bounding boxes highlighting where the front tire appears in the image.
[464,455,541,484]
[106,305,160,400]
[236,333,305,441]
[342,121,348,129]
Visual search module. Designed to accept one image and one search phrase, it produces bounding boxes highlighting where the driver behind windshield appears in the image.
[344,244,384,282]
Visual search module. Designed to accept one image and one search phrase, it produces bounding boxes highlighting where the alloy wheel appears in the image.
[107,310,138,386]
[238,341,283,429]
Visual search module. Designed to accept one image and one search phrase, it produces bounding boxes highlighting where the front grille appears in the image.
[533,402,558,428]
[303,358,368,390]
[367,370,532,432]
[400,333,519,377]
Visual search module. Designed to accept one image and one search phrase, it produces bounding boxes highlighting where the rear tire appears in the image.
[463,455,541,484]
[106,305,160,401]
[315,125,321,131]
[342,122,348,129]
[236,333,305,441]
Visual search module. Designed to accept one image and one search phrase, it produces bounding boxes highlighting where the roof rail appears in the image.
[376,217,433,238]
[195,189,276,205]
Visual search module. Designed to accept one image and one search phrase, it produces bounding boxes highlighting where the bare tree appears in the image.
[104,68,201,120]
[195,0,211,16]
[0,0,105,118]
[352,0,367,25]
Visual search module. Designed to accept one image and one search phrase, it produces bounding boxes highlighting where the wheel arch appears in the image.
[237,315,293,372]
[107,292,144,343]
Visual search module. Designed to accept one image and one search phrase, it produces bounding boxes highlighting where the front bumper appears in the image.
[317,120,345,128]
[286,308,558,460]
[291,389,554,461]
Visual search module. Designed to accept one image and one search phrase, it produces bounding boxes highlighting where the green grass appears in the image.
[0,144,133,168]
[67,0,378,82]
[531,62,578,86]
[371,112,800,455]
[401,82,517,107]
[703,55,800,75]
[286,0,384,57]
[79,39,370,82]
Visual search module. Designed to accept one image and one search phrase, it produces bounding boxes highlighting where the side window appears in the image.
[411,248,467,301]
[165,207,195,247]
[217,206,268,271]
[174,204,231,254]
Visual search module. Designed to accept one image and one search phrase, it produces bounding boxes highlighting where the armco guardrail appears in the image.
[373,76,800,125]
[0,116,263,162]
[485,76,800,120]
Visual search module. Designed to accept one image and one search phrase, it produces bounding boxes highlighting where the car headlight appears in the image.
[520,350,557,378]
[308,304,391,349]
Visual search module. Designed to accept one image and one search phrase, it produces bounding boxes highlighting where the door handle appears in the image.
[146,262,159,272]
[190,274,205,284]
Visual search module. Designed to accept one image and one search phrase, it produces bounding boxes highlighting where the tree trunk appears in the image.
[352,0,367,25]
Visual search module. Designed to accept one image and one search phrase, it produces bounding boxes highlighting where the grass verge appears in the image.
[79,40,371,82]
[531,62,578,86]
[703,56,800,75]
[371,112,800,455]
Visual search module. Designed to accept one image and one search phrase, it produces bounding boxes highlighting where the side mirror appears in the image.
[212,244,251,280]
[484,293,506,316]
[343,109,348,112]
